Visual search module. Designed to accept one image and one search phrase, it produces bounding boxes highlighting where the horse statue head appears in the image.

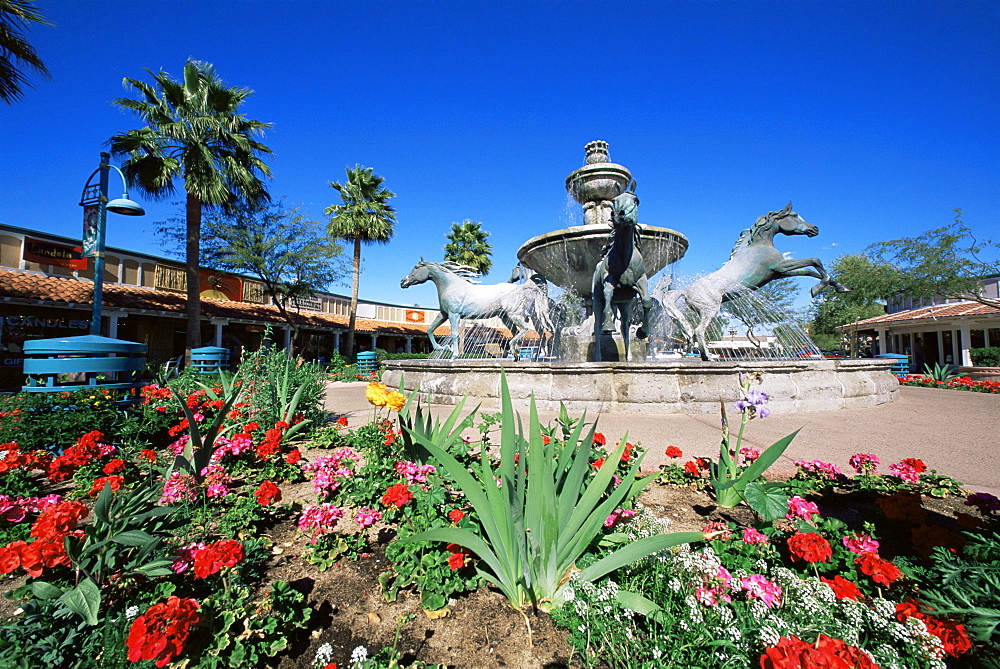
[401,257,430,288]
[611,181,640,230]
[763,202,818,239]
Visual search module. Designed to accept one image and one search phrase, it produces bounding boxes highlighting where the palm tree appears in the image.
[0,0,50,104]
[325,165,397,359]
[109,60,272,355]
[444,219,493,274]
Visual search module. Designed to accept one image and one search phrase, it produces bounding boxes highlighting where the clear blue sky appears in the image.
[2,1,997,310]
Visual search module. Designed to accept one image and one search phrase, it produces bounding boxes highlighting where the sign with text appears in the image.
[82,204,99,258]
[24,238,87,270]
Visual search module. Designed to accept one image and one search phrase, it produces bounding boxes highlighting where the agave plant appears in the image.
[922,362,960,382]
[397,372,702,611]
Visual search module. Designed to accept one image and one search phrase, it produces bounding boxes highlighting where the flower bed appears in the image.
[0,348,996,668]
[897,374,1000,393]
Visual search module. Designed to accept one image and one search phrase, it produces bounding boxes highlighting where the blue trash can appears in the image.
[191,346,230,374]
[356,351,377,377]
[22,334,147,403]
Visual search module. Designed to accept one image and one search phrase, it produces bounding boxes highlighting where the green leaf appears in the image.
[576,531,704,585]
[59,578,101,626]
[111,530,156,547]
[30,581,64,601]
[615,589,668,624]
[743,481,788,521]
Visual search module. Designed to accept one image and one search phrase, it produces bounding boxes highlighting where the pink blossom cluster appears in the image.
[739,447,762,463]
[694,565,733,606]
[842,533,880,554]
[0,494,63,523]
[786,496,820,521]
[740,574,782,608]
[169,435,189,456]
[171,542,206,573]
[794,459,844,479]
[199,464,232,499]
[848,453,880,475]
[604,507,637,528]
[160,472,199,504]
[354,507,382,528]
[888,461,921,483]
[298,503,345,543]
[741,527,769,544]
[302,449,360,498]
[395,460,436,485]
[210,434,254,462]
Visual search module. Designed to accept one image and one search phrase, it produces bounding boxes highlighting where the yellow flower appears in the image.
[365,382,390,407]
[385,391,406,412]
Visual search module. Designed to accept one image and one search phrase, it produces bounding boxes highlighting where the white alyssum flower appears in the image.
[313,642,334,667]
[350,645,368,665]
[125,605,140,620]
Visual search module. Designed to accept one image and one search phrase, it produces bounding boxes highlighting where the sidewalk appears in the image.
[324,382,1000,495]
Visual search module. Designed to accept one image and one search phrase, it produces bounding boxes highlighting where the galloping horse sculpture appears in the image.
[401,259,533,359]
[592,188,655,361]
[659,202,848,360]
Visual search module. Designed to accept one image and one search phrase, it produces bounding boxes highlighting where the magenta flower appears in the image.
[842,533,880,555]
[394,460,437,485]
[888,461,921,483]
[848,453,880,475]
[742,527,769,545]
[355,507,382,528]
[785,496,820,521]
[740,574,782,607]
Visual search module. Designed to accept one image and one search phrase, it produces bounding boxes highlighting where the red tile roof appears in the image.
[848,301,1000,327]
[0,268,433,335]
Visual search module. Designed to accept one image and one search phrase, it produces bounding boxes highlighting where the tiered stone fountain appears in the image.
[382,142,897,414]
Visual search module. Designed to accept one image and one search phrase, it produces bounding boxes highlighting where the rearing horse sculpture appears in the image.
[592,189,655,362]
[401,259,533,359]
[659,202,848,360]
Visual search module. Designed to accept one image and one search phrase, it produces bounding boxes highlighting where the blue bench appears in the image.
[875,353,910,376]
[22,335,147,403]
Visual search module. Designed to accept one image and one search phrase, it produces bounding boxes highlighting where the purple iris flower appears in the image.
[745,390,769,406]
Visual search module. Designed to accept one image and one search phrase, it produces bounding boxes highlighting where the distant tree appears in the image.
[807,254,893,352]
[110,60,273,355]
[866,209,1000,309]
[0,0,49,104]
[199,201,348,349]
[444,220,493,274]
[325,165,397,359]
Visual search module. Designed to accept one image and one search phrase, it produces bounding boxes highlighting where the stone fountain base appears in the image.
[382,359,898,415]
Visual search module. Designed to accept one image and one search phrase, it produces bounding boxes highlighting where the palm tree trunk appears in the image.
[185,192,202,358]
[344,237,361,360]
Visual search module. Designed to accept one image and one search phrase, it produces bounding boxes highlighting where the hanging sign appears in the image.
[24,238,87,270]
[82,204,100,258]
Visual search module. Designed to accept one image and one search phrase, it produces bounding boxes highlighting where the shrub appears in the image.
[970,347,1000,367]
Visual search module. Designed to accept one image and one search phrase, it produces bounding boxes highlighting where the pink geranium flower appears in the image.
[842,533,880,555]
[740,574,782,607]
[786,496,820,521]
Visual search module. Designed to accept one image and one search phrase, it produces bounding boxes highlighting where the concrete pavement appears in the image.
[324,382,1000,495]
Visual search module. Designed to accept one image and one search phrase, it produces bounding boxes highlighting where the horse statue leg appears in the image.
[448,311,462,358]
[773,258,850,297]
[500,310,531,362]
[659,290,695,353]
[689,298,721,361]
[635,275,654,341]
[592,273,606,362]
[618,299,631,361]
[425,311,448,351]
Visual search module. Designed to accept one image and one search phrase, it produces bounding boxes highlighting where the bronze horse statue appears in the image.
[659,202,848,360]
[592,189,655,362]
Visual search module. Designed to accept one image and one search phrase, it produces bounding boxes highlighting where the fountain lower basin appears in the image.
[382,358,898,415]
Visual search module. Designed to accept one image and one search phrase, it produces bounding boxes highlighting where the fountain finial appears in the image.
[584,140,610,165]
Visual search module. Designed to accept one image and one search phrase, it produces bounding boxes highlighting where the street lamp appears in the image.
[80,152,144,336]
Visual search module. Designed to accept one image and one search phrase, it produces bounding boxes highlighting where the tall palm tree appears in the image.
[325,165,397,359]
[444,219,493,274]
[0,0,50,104]
[109,60,272,355]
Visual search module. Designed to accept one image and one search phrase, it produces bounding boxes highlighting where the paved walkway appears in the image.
[324,382,1000,495]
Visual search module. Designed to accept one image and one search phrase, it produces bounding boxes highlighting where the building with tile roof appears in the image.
[0,224,471,389]
[837,276,1000,370]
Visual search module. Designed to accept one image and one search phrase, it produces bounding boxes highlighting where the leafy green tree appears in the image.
[867,209,1000,309]
[0,0,49,104]
[444,219,493,274]
[199,201,348,349]
[325,165,397,359]
[808,254,893,352]
[110,60,273,355]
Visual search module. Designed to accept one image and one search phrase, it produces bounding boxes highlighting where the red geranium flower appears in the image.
[620,442,635,462]
[665,445,683,458]
[900,457,927,473]
[592,432,606,446]
[683,461,700,476]
[88,475,124,497]
[448,552,465,570]
[695,457,710,470]
[103,458,125,474]
[285,449,302,465]
[126,596,200,667]
[255,480,282,506]
[787,532,833,563]
[140,449,158,462]
[192,539,245,579]
[592,457,606,470]
[820,576,863,601]
[448,509,464,523]
[381,484,413,508]
[760,634,877,669]
[336,416,349,427]
[896,600,972,657]
[855,552,902,586]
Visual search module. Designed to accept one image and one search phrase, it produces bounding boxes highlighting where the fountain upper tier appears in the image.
[517,224,688,298]
[517,140,688,297]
